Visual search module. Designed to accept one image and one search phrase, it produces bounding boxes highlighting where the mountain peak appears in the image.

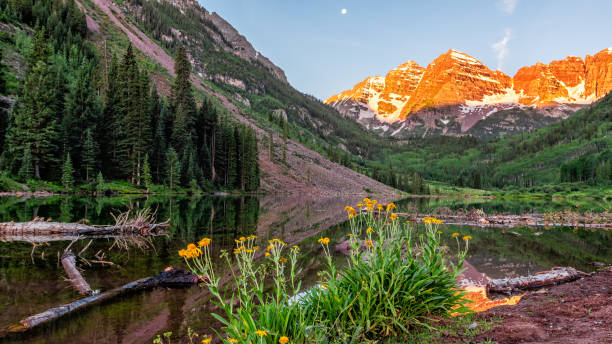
[326,47,612,122]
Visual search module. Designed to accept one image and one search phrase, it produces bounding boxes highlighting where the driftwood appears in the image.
[0,208,169,236]
[388,212,612,229]
[0,268,198,338]
[487,267,587,294]
[61,251,94,296]
[0,233,165,243]
[0,221,169,235]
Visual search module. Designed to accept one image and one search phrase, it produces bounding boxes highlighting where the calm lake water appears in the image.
[0,195,610,343]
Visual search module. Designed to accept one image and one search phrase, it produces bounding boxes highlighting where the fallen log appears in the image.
[487,267,587,294]
[61,251,94,296]
[0,220,169,235]
[0,233,165,243]
[0,268,198,338]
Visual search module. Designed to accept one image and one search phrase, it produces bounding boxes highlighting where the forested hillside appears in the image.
[379,92,612,190]
[0,0,259,192]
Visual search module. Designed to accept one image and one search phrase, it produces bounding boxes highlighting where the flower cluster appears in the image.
[179,242,205,259]
[422,216,443,225]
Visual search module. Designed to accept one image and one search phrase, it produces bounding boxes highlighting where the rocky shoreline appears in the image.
[450,267,612,343]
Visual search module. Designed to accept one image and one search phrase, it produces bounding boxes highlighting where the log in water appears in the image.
[61,251,94,296]
[0,268,198,338]
[487,267,587,294]
[0,220,169,235]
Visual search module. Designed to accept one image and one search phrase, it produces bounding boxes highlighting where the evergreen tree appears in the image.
[142,153,152,191]
[81,128,96,181]
[18,146,33,181]
[63,58,100,174]
[166,147,180,189]
[152,100,169,183]
[61,153,74,191]
[0,48,6,95]
[100,54,121,178]
[170,45,196,154]
[96,171,104,195]
[6,34,59,179]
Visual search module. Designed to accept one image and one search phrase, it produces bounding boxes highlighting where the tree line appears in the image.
[0,0,259,192]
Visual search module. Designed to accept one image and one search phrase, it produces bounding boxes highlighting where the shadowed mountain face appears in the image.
[326,48,612,139]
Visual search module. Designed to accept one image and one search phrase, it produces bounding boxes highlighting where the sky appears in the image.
[198,0,612,100]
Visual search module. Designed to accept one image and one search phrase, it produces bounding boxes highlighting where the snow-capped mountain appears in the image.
[325,48,612,138]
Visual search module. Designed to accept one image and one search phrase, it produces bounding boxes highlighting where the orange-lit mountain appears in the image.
[325,48,612,138]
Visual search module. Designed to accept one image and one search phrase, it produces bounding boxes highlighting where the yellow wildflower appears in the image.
[362,197,371,203]
[451,232,460,238]
[198,238,211,247]
[365,240,373,247]
[366,227,374,233]
[255,330,267,337]
[317,237,330,245]
[178,249,187,257]
[201,337,212,344]
[436,230,442,234]
[463,235,472,241]
[292,245,299,250]
[279,258,287,263]
[348,233,353,237]
[228,338,238,343]
[187,243,197,250]
[247,249,254,253]
[279,336,289,344]
[239,236,246,242]
[386,203,396,212]
[390,213,399,221]
[377,203,383,211]
[265,252,271,257]
[357,202,363,207]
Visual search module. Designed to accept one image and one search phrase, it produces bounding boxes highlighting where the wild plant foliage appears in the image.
[179,200,471,343]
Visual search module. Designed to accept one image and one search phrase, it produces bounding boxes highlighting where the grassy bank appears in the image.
[0,173,256,196]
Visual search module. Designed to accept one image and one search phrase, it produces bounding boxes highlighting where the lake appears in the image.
[0,195,610,343]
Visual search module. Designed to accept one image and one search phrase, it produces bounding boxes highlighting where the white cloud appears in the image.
[341,8,348,15]
[498,0,518,15]
[492,28,512,70]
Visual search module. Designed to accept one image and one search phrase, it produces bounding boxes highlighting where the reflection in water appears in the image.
[460,287,523,313]
[0,195,610,343]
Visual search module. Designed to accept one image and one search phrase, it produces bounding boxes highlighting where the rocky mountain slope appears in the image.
[326,48,612,138]
[76,0,398,197]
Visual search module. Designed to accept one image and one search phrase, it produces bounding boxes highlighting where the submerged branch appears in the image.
[0,268,198,339]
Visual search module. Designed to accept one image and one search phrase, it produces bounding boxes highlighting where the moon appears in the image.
[341,8,348,15]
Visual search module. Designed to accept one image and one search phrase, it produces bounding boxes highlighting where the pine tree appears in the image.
[96,171,105,195]
[82,128,96,181]
[142,153,152,191]
[170,45,196,154]
[100,54,121,178]
[6,35,59,179]
[0,48,6,95]
[152,101,168,183]
[166,147,180,189]
[61,153,74,191]
[134,69,152,185]
[18,146,33,181]
[116,44,140,181]
[63,58,100,171]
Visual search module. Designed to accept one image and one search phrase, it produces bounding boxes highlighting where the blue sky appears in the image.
[199,0,612,100]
